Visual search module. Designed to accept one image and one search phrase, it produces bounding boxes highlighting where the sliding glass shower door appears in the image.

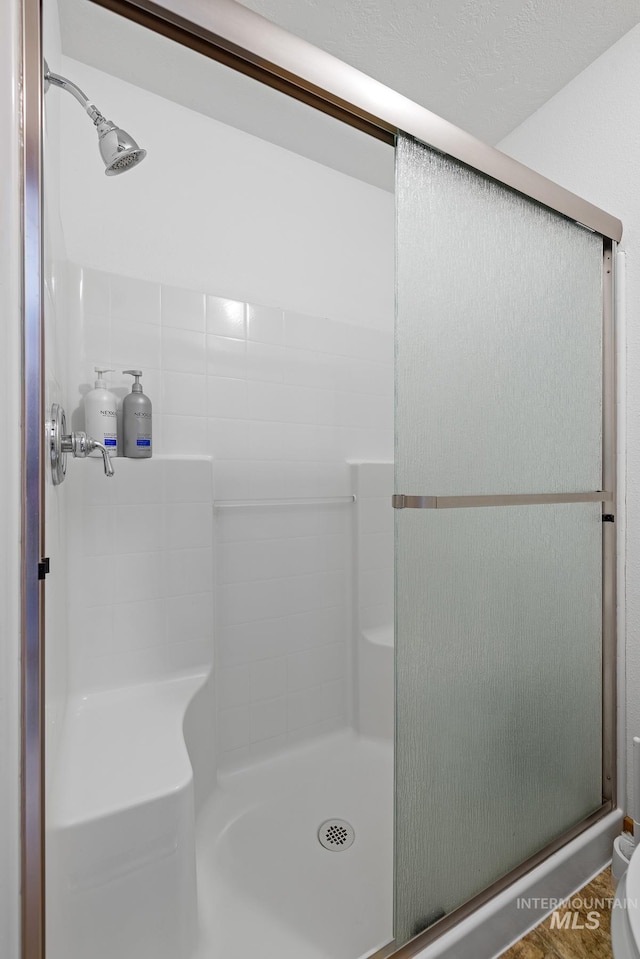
[394,134,610,945]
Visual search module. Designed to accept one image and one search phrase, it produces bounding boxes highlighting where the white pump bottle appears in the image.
[84,367,118,457]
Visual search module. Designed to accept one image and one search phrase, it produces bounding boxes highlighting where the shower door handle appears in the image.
[392,492,612,509]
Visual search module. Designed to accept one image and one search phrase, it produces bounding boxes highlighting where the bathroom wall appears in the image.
[47,53,394,762]
[352,463,394,740]
[0,0,23,953]
[65,456,214,691]
[55,55,394,329]
[352,463,395,635]
[68,265,393,764]
[498,27,634,807]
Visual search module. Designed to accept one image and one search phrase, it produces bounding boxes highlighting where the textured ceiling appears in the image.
[56,0,640,193]
[237,0,640,142]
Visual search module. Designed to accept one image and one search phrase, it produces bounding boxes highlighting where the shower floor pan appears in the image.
[193,729,393,959]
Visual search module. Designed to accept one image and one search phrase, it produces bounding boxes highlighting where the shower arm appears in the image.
[42,58,146,176]
[43,60,106,126]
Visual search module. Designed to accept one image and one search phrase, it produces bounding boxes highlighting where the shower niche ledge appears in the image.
[47,671,210,959]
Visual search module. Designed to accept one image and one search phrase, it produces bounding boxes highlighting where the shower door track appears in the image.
[18,2,618,959]
[86,0,621,242]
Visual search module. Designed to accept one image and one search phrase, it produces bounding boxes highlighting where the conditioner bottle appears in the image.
[122,369,152,458]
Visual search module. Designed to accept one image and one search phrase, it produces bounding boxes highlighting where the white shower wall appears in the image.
[49,54,394,762]
[68,266,393,763]
[65,455,215,692]
[55,55,394,328]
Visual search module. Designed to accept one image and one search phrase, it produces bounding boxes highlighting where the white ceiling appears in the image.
[56,0,640,193]
[237,0,640,143]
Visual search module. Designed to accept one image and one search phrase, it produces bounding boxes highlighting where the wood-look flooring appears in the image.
[499,867,616,959]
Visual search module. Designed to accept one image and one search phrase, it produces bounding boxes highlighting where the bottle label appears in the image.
[104,439,117,447]
[137,439,151,447]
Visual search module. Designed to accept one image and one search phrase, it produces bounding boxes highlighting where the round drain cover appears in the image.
[317,819,355,851]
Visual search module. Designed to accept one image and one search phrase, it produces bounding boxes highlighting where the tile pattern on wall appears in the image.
[71,267,393,476]
[70,267,394,762]
[66,457,214,693]
[352,463,395,740]
[352,462,394,633]
[215,502,352,767]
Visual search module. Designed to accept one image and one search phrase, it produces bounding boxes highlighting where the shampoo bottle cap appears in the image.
[94,366,114,389]
[123,369,143,393]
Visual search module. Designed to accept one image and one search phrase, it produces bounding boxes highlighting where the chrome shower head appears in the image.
[94,117,147,176]
[44,59,147,176]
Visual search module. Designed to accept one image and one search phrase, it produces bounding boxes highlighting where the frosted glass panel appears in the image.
[395,135,603,496]
[394,504,602,944]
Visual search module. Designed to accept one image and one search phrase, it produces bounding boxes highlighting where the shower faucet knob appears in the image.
[47,404,115,485]
[61,431,115,478]
[61,431,89,457]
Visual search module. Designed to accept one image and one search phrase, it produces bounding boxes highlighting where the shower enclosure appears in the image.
[394,134,613,944]
[20,1,621,958]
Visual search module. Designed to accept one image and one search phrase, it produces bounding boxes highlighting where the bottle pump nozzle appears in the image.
[123,369,143,393]
[94,366,114,388]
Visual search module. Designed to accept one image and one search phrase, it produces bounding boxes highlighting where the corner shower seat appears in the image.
[47,671,208,959]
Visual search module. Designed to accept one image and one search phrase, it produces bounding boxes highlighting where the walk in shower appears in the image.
[22,1,621,958]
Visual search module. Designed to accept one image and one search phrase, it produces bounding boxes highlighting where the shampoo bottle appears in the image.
[84,367,118,456]
[122,369,152,458]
